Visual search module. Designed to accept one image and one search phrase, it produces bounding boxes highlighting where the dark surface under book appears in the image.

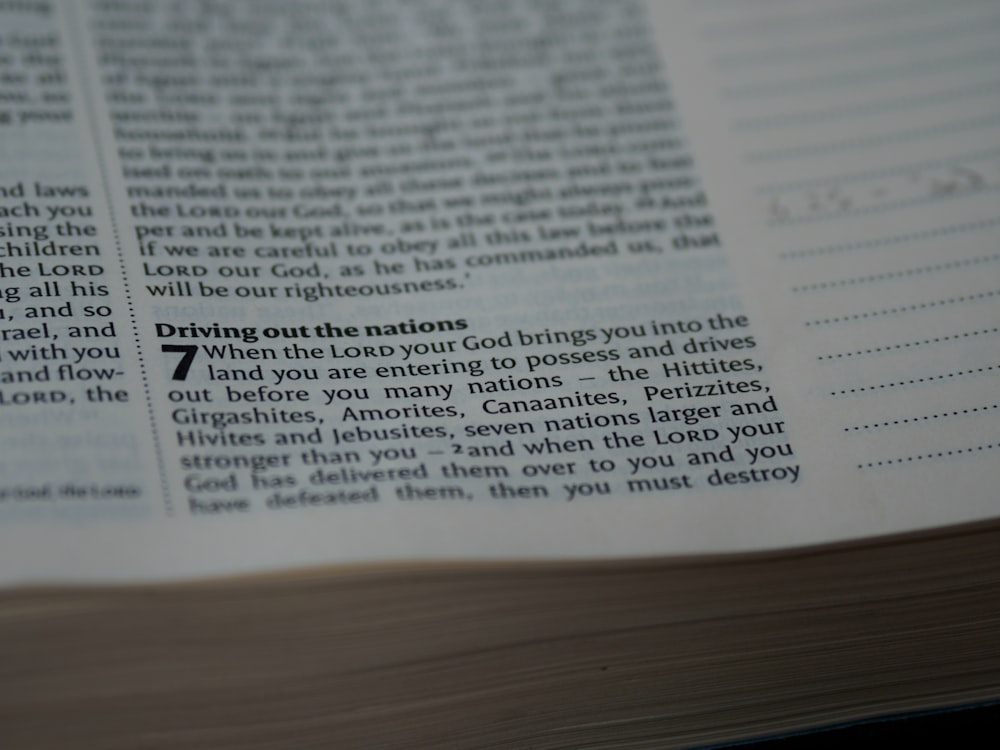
[738,702,1000,749]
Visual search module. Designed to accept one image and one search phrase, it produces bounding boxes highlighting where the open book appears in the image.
[1,0,998,747]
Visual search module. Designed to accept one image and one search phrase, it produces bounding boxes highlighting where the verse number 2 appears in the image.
[162,344,198,381]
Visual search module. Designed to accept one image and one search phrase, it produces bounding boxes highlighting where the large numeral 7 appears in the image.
[161,344,198,381]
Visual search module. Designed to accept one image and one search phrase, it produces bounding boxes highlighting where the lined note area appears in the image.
[690,0,1000,473]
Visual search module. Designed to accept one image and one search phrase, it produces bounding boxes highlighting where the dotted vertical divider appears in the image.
[63,1,172,515]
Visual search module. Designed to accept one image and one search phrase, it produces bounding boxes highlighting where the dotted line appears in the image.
[779,216,1000,260]
[847,404,1000,431]
[793,253,1000,292]
[768,183,1000,227]
[746,111,1000,162]
[860,442,999,469]
[804,289,999,327]
[818,326,1000,360]
[71,11,173,516]
[831,365,998,396]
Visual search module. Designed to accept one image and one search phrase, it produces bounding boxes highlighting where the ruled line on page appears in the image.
[829,364,999,396]
[791,254,1000,293]
[745,111,1000,163]
[817,326,1000,361]
[802,291,1000,327]
[846,404,1000,432]
[778,217,1000,260]
[735,79,1000,133]
[697,0,944,39]
[712,12,1000,70]
[859,442,1000,470]
[723,45,1000,101]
